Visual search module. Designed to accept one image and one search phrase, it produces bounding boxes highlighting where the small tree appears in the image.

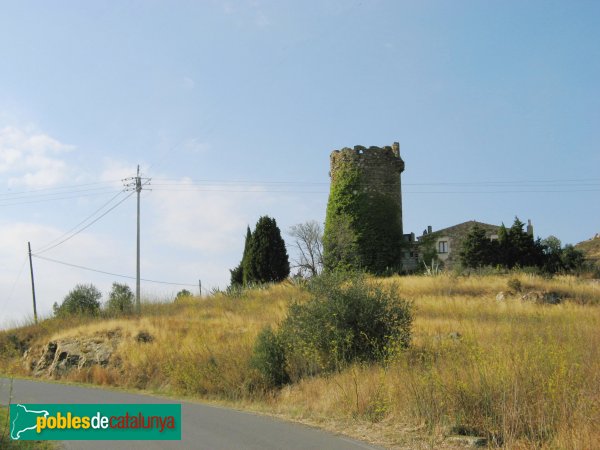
[106,282,134,315]
[460,224,494,268]
[230,226,252,286]
[244,216,290,284]
[54,284,101,317]
[419,233,441,272]
[561,244,585,272]
[288,220,324,277]
[175,289,192,301]
[541,236,563,273]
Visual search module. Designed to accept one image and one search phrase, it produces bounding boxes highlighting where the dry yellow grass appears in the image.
[1,274,599,449]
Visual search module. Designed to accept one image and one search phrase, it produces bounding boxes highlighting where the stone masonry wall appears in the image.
[329,142,405,234]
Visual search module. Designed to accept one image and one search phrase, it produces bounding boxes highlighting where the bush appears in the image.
[507,277,522,293]
[54,284,101,317]
[283,273,412,377]
[175,289,192,302]
[250,326,289,388]
[106,283,134,315]
[251,272,412,387]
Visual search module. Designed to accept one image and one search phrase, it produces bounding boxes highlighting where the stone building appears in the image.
[324,142,406,273]
[418,221,501,269]
[328,142,405,234]
[324,141,533,272]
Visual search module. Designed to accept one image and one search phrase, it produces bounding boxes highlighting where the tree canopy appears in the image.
[53,283,102,317]
[231,216,290,286]
[460,218,584,273]
[106,282,134,314]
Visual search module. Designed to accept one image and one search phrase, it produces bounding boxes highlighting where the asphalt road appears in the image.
[1,378,382,450]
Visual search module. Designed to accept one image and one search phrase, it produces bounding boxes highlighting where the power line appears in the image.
[0,187,118,201]
[150,176,600,186]
[2,176,598,202]
[0,180,121,197]
[34,191,135,255]
[35,189,129,254]
[0,189,121,207]
[6,256,28,305]
[32,254,197,287]
[403,189,600,194]
[152,187,328,194]
[148,186,600,195]
[146,176,600,195]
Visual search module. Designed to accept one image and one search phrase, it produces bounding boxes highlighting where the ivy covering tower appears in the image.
[323,143,405,274]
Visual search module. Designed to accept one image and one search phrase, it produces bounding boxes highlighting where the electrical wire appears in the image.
[6,256,28,304]
[32,255,197,287]
[148,186,600,195]
[34,191,135,255]
[0,187,117,202]
[0,189,121,207]
[150,176,600,187]
[35,189,129,254]
[0,180,121,197]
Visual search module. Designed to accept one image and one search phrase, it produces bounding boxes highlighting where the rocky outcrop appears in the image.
[23,330,123,378]
[521,291,562,305]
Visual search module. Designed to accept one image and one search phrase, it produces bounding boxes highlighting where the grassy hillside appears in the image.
[576,235,600,266]
[1,274,599,449]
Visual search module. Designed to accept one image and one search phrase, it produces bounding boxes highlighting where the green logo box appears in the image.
[10,403,181,440]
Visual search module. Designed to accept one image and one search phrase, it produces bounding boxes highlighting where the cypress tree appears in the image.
[508,217,541,267]
[244,216,290,284]
[460,224,493,268]
[496,223,510,267]
[230,226,252,286]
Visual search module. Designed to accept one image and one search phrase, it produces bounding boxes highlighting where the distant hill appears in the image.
[575,234,600,266]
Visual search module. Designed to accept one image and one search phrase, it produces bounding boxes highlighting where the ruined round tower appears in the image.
[324,142,405,273]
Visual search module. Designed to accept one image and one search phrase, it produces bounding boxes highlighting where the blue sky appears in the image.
[1,1,599,326]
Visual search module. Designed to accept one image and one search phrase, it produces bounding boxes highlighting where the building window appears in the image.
[438,241,448,254]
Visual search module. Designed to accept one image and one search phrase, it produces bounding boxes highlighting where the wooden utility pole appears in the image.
[27,242,38,324]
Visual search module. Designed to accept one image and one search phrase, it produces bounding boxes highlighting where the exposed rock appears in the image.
[135,330,154,343]
[521,291,562,305]
[445,435,488,448]
[448,331,462,340]
[23,330,122,378]
[521,290,543,302]
[540,291,562,305]
[496,291,506,302]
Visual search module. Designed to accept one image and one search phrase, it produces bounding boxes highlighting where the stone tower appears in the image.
[324,142,405,273]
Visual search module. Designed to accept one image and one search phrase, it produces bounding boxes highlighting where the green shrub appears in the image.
[106,283,134,314]
[507,277,522,293]
[251,272,412,388]
[174,289,193,303]
[283,273,412,379]
[53,284,101,317]
[250,326,289,388]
